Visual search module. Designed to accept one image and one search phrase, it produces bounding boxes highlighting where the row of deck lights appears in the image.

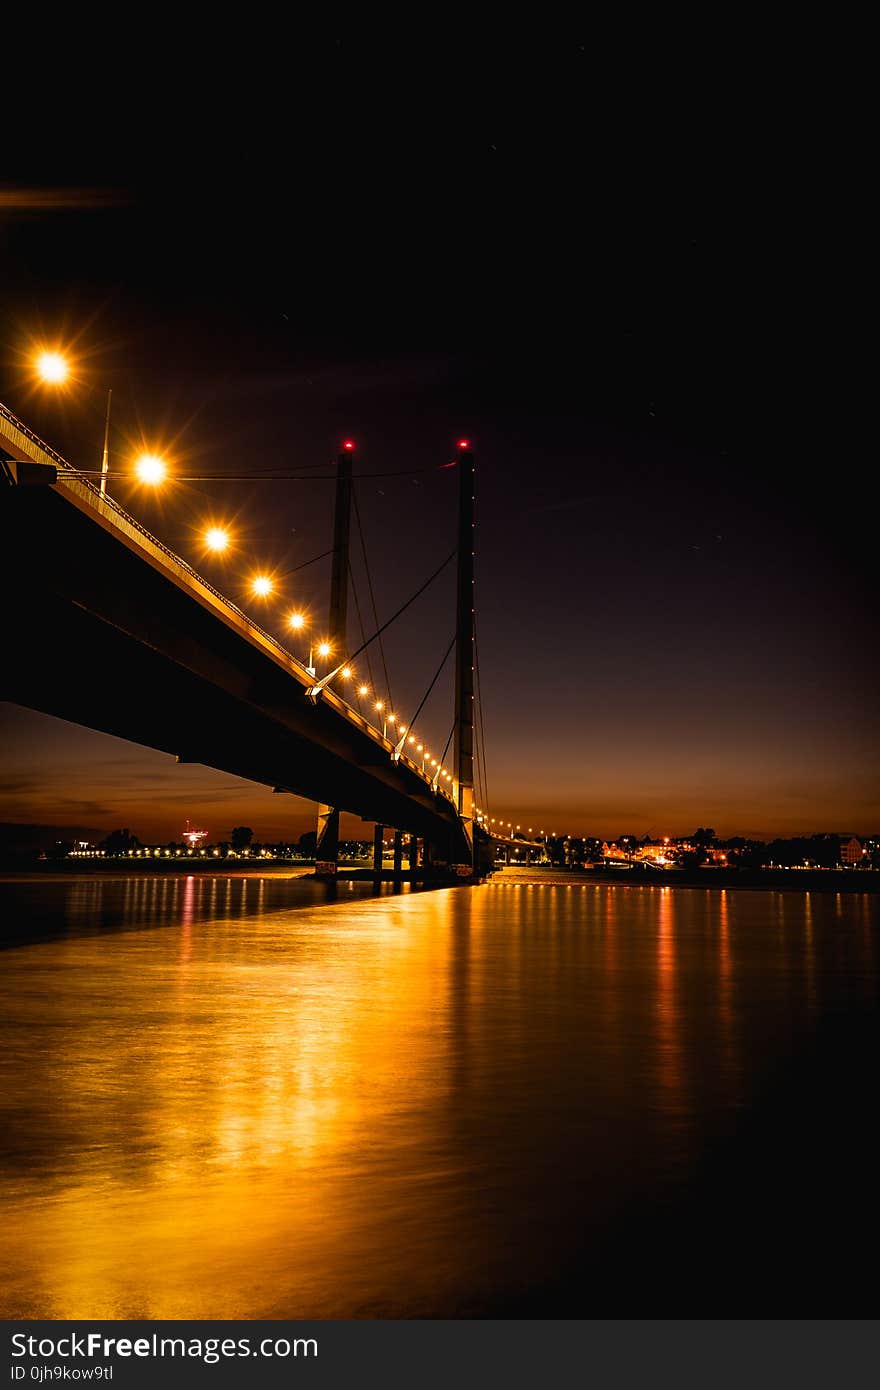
[472,814,552,838]
[30,352,462,797]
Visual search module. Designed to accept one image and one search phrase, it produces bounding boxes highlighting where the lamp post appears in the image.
[99,388,112,495]
[286,616,332,678]
[34,353,115,492]
[374,701,386,738]
[32,352,168,498]
[287,613,311,673]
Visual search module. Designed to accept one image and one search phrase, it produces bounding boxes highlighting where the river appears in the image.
[1,871,878,1317]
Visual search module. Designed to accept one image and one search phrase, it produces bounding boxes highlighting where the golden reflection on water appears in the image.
[0,874,876,1318]
[654,888,686,1125]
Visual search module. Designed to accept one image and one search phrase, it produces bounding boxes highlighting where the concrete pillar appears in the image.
[315,805,339,878]
[393,829,403,879]
[373,824,384,882]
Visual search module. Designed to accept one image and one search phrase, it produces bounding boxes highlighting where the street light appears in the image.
[204,527,230,553]
[32,350,116,496]
[250,575,273,597]
[35,352,69,384]
[134,453,167,486]
[374,699,387,737]
[286,612,315,673]
[285,616,330,677]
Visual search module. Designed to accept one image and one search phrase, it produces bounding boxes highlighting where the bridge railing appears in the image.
[0,401,457,809]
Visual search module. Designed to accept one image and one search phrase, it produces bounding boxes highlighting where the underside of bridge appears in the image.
[0,479,474,864]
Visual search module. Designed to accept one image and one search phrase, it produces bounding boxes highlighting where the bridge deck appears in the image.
[0,403,471,860]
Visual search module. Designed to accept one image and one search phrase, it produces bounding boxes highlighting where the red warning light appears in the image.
[458,438,470,450]
[343,439,355,451]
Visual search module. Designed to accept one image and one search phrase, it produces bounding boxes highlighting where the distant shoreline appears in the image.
[0,859,876,892]
[496,865,878,893]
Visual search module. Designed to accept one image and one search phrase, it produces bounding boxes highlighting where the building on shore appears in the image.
[840,837,863,865]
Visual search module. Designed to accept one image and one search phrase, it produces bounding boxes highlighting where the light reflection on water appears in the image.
[0,873,878,1317]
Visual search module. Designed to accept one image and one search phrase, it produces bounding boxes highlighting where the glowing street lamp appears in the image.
[204,526,230,553]
[134,453,167,486]
[35,351,69,384]
[285,615,330,676]
[250,575,273,597]
[33,350,117,497]
[286,612,315,673]
[374,699,388,737]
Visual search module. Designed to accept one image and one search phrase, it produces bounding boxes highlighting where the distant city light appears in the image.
[134,454,167,485]
[36,351,69,383]
[182,819,207,848]
[205,527,229,552]
[458,438,470,450]
[343,439,355,451]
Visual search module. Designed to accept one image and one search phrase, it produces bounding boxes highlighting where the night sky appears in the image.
[1,54,876,843]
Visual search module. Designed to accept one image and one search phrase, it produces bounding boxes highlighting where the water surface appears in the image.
[1,872,877,1316]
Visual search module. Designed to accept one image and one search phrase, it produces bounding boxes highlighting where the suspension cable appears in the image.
[280,547,334,578]
[341,549,456,669]
[438,721,455,771]
[473,611,491,821]
[348,561,377,695]
[353,484,395,712]
[82,463,459,481]
[402,634,456,742]
[473,722,488,824]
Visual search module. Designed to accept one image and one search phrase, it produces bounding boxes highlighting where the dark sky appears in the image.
[1,49,876,841]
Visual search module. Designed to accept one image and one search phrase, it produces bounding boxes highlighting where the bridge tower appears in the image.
[315,441,354,876]
[453,440,476,869]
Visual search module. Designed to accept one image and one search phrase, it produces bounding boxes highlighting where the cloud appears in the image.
[0,186,128,210]
[0,776,40,796]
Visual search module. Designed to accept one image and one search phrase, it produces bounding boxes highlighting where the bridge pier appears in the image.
[373,824,384,885]
[408,835,419,875]
[315,804,339,879]
[393,829,403,881]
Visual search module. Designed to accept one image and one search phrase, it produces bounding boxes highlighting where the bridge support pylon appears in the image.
[315,441,355,876]
[393,829,403,882]
[315,804,340,878]
[373,824,384,884]
[453,441,476,875]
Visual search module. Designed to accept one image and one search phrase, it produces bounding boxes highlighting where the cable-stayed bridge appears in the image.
[1,402,533,880]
